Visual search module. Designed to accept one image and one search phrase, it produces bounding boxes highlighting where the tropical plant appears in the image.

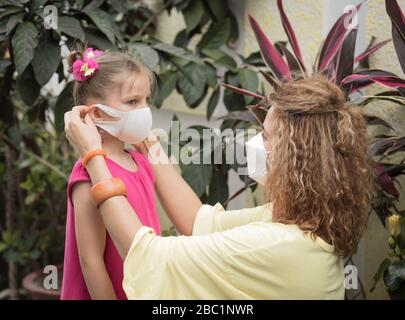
[369,0,405,299]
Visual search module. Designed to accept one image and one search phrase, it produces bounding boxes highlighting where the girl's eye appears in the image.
[128,99,138,105]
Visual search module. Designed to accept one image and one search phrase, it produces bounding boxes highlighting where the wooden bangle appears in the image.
[81,149,107,167]
[90,177,127,208]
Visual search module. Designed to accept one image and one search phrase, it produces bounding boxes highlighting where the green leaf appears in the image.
[128,43,159,70]
[390,261,405,280]
[0,6,24,21]
[180,163,212,197]
[107,0,129,13]
[152,72,178,107]
[54,81,74,132]
[223,71,245,111]
[197,18,231,50]
[384,265,403,291]
[30,0,48,13]
[371,258,391,292]
[208,167,229,205]
[17,64,41,105]
[32,33,61,86]
[178,63,207,107]
[84,28,115,50]
[11,21,39,75]
[0,242,7,253]
[204,0,228,21]
[216,54,237,71]
[84,8,116,44]
[6,12,24,35]
[152,42,204,65]
[399,217,405,250]
[58,16,85,42]
[183,0,204,33]
[207,88,220,120]
[239,68,259,104]
[203,63,217,88]
[83,0,105,10]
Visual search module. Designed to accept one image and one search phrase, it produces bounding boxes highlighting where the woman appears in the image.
[64,75,373,299]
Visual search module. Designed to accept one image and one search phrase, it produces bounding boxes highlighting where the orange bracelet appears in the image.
[90,177,127,208]
[81,149,107,167]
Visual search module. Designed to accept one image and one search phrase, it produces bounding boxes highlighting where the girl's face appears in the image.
[86,71,151,140]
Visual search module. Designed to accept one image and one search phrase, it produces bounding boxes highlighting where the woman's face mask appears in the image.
[92,103,152,144]
[245,132,270,185]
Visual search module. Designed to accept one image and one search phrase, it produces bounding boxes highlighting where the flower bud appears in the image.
[388,214,401,237]
[388,236,396,249]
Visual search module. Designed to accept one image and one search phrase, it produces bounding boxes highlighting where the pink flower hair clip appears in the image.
[72,48,104,82]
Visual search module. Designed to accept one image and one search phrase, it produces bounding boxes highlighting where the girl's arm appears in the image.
[72,181,117,300]
[136,136,202,236]
[83,156,142,258]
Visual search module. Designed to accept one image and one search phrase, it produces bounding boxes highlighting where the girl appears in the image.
[64,74,374,299]
[60,48,161,300]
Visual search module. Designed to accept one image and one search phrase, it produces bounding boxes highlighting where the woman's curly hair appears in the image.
[265,74,374,257]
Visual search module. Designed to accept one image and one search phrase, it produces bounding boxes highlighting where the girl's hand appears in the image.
[64,105,102,157]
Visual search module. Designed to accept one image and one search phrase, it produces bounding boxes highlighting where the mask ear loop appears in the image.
[261,132,271,177]
[90,104,121,122]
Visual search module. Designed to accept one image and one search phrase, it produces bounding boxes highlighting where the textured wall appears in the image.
[245,0,323,69]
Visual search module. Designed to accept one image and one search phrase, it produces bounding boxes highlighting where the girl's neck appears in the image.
[101,136,126,157]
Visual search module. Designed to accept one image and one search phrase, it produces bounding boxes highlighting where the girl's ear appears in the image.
[87,106,117,122]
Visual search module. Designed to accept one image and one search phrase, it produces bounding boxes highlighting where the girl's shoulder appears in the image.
[69,158,90,182]
[67,159,91,202]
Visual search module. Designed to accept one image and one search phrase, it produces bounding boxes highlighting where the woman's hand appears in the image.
[132,131,159,155]
[64,105,102,157]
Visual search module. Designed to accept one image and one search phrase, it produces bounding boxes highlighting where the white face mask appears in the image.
[93,103,152,144]
[245,132,269,185]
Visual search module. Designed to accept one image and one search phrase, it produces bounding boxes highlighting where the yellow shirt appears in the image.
[122,203,345,299]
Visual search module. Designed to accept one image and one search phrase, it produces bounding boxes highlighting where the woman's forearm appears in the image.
[144,140,203,236]
[82,261,117,300]
[86,155,143,257]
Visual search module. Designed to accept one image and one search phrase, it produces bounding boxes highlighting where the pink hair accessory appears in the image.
[72,47,104,82]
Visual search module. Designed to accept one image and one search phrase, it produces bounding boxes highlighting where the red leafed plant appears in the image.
[222,0,405,227]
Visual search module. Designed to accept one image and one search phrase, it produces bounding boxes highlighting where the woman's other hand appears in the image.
[132,131,159,155]
[64,105,102,157]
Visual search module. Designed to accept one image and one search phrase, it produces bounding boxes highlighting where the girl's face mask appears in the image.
[92,103,152,144]
[245,132,270,185]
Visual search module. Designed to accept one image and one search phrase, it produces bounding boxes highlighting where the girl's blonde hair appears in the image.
[67,47,155,105]
[265,74,374,257]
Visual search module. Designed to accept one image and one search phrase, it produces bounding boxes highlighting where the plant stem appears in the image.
[134,0,174,37]
[0,133,68,181]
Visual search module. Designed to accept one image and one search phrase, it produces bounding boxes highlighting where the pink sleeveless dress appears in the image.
[61,150,161,300]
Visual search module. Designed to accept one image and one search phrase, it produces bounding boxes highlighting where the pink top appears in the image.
[60,150,161,300]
